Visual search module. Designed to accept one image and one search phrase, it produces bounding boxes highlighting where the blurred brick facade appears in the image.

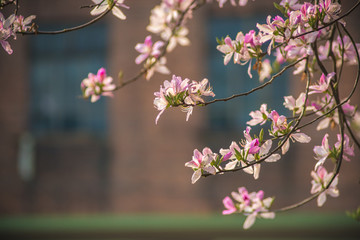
[0,0,359,216]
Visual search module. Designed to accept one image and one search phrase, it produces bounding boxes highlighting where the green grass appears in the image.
[0,212,358,240]
[0,212,358,231]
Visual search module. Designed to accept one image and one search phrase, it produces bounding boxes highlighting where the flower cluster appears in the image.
[313,133,354,170]
[0,12,35,54]
[247,104,311,155]
[81,67,116,102]
[216,29,264,78]
[90,0,129,20]
[12,15,36,33]
[154,75,215,124]
[147,0,193,52]
[185,125,282,183]
[222,187,275,229]
[319,36,360,67]
[219,127,281,179]
[216,0,358,80]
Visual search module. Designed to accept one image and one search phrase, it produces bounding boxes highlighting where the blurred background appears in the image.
[0,0,359,239]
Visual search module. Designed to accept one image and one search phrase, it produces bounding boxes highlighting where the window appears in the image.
[29,24,108,135]
[22,23,110,212]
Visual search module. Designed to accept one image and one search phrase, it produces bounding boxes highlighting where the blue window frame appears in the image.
[29,24,108,135]
[207,16,289,131]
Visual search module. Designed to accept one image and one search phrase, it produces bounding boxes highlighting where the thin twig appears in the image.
[176,57,307,108]
[17,1,115,35]
[0,0,15,9]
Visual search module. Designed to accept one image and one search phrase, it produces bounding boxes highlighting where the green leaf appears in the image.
[216,37,225,45]
[273,2,287,16]
[346,207,360,222]
[259,128,264,143]
[234,148,243,161]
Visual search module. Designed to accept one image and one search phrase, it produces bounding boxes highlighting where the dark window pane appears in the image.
[29,24,108,135]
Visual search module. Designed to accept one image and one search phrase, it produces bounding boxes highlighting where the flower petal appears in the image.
[191,169,202,184]
[243,213,257,229]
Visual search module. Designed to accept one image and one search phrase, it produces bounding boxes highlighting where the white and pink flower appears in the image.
[185,147,217,184]
[135,35,165,64]
[90,0,129,20]
[154,75,215,123]
[222,187,275,229]
[247,104,269,126]
[81,67,116,102]
[311,166,339,207]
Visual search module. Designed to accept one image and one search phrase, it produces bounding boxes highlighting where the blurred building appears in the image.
[0,0,359,217]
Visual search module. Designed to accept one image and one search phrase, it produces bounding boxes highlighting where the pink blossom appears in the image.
[311,166,339,207]
[300,2,318,22]
[12,15,36,32]
[0,12,15,54]
[313,134,330,170]
[154,75,215,123]
[153,88,169,124]
[282,131,311,155]
[145,57,170,80]
[308,72,335,95]
[81,67,116,103]
[242,127,260,155]
[257,15,286,54]
[90,0,129,20]
[223,187,275,229]
[247,139,281,179]
[334,134,354,162]
[147,1,192,52]
[284,39,313,59]
[221,141,253,173]
[244,30,261,48]
[216,36,239,65]
[283,92,313,114]
[185,147,217,184]
[167,27,190,52]
[342,102,356,117]
[135,35,165,64]
[268,110,287,132]
[247,104,269,126]
[311,94,338,130]
[332,36,360,67]
[318,41,330,60]
[268,110,310,155]
[274,48,286,65]
[319,0,341,23]
[222,196,237,215]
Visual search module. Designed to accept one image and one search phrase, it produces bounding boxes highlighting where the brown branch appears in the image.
[0,0,15,9]
[175,56,307,108]
[16,1,115,35]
